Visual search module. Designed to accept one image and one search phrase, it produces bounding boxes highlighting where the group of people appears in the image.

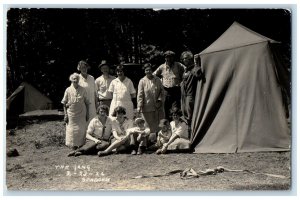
[61,50,203,157]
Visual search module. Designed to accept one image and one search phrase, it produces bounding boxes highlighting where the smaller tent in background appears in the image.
[7,82,53,128]
[191,22,290,153]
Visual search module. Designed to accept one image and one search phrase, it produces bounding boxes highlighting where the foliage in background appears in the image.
[6,9,291,108]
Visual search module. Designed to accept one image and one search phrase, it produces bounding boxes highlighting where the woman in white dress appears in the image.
[77,60,97,122]
[108,65,136,120]
[61,73,90,149]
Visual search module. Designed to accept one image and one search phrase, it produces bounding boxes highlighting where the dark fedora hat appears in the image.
[98,60,110,69]
[164,50,175,57]
[142,63,153,70]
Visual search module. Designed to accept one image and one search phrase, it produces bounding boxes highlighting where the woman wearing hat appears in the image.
[77,60,97,123]
[137,63,165,133]
[61,73,90,149]
[108,65,136,120]
[95,60,115,108]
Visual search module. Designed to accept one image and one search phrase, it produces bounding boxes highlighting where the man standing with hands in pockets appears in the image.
[153,50,185,121]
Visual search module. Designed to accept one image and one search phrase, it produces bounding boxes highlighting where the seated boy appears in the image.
[127,118,151,155]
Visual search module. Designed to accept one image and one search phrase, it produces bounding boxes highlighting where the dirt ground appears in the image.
[5,120,291,191]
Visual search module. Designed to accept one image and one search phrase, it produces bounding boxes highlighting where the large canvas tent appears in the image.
[7,82,53,128]
[191,22,290,153]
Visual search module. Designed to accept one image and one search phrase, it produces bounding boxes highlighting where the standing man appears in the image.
[180,51,203,136]
[95,60,115,108]
[153,50,185,120]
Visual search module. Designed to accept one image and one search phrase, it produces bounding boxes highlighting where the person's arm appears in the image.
[95,79,99,93]
[128,79,136,99]
[111,121,122,140]
[126,127,137,136]
[162,134,180,150]
[85,121,101,143]
[121,119,134,139]
[85,104,89,122]
[178,62,186,83]
[82,89,90,121]
[136,127,150,136]
[86,133,101,143]
[94,91,98,108]
[193,54,204,80]
[95,79,100,99]
[160,131,170,140]
[107,80,114,99]
[137,79,144,112]
[194,54,201,67]
[153,65,162,77]
[112,130,121,140]
[145,128,150,135]
[165,130,172,141]
[86,132,101,143]
[172,121,188,139]
[61,89,69,123]
[62,104,68,123]
[193,66,203,80]
[156,78,164,106]
[162,123,185,150]
[106,77,114,99]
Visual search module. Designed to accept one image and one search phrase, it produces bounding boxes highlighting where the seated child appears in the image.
[155,119,172,154]
[127,118,151,155]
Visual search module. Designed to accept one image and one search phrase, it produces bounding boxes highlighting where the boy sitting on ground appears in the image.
[127,118,151,155]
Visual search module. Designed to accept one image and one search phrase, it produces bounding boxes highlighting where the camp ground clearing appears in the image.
[5,12,292,192]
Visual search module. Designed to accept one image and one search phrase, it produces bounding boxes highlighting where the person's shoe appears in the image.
[137,147,143,155]
[67,151,76,157]
[131,149,137,155]
[161,146,168,154]
[74,151,83,157]
[97,151,110,157]
[72,146,79,150]
[156,149,162,155]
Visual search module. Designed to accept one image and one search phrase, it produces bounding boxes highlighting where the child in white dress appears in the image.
[155,119,172,154]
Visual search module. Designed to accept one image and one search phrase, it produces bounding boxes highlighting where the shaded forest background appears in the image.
[6,8,291,109]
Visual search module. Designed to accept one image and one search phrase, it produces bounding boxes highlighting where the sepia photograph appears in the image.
[4,6,292,192]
